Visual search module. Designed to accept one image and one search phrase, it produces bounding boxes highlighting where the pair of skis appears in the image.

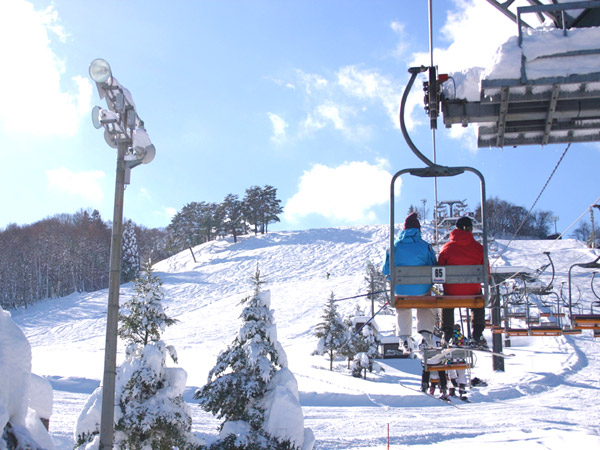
[398,382,464,408]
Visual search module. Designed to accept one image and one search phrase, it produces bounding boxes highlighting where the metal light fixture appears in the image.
[130,127,156,164]
[89,58,155,450]
[89,58,112,84]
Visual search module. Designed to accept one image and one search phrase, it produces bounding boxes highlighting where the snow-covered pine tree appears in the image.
[121,219,141,283]
[75,262,201,450]
[339,304,365,369]
[118,261,177,346]
[195,267,313,450]
[350,325,380,379]
[312,292,349,371]
[364,260,391,315]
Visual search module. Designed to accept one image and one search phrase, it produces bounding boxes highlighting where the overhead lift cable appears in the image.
[490,142,572,266]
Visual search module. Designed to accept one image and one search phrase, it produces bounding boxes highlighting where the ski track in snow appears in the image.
[11,225,600,449]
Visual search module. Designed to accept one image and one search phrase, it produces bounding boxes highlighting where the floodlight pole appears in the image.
[99,140,127,450]
[90,58,155,449]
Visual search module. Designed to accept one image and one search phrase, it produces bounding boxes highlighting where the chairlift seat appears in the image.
[423,348,474,372]
[540,312,566,318]
[394,295,484,309]
[571,314,600,330]
[528,326,563,336]
[505,328,530,336]
[393,265,486,308]
[425,363,473,372]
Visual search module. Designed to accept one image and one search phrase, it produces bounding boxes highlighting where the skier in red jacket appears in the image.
[438,216,487,348]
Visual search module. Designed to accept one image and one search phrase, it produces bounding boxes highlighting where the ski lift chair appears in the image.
[568,256,600,332]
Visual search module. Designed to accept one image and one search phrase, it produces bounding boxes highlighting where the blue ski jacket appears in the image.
[382,228,437,295]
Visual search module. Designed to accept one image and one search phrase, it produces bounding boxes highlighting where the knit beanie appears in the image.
[456,216,473,230]
[404,212,421,230]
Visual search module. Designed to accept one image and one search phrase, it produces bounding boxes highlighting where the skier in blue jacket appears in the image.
[382,212,438,353]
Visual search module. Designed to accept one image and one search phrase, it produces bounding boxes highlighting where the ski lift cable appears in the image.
[490,196,600,288]
[333,290,388,303]
[545,196,600,249]
[490,142,571,267]
[490,199,600,287]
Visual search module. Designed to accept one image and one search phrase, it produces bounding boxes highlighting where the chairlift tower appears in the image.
[437,200,467,218]
[440,1,600,148]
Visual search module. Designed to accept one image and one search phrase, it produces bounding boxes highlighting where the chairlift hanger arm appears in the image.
[400,66,434,167]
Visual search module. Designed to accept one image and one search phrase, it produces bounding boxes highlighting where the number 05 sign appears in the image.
[432,266,446,283]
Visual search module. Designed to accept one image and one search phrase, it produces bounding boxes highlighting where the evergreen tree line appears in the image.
[0,185,282,310]
[475,197,555,239]
[167,185,283,255]
[0,209,170,310]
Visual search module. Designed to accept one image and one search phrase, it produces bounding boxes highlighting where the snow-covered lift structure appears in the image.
[440,1,600,147]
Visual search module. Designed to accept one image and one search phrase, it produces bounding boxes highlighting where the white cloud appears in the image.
[267,112,288,143]
[46,167,105,202]
[337,66,402,128]
[284,158,398,224]
[296,70,329,95]
[390,20,409,58]
[0,0,92,136]
[292,66,402,138]
[302,103,349,135]
[409,0,518,74]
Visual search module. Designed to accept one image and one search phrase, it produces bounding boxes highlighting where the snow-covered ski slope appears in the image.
[12,224,600,449]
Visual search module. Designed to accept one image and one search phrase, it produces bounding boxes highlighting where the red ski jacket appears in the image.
[438,228,483,295]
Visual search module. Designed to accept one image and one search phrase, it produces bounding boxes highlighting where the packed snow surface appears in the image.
[9,224,600,449]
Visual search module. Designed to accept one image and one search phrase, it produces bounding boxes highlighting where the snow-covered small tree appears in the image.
[364,260,391,315]
[118,261,177,346]
[75,263,201,449]
[338,305,365,369]
[312,292,349,371]
[121,219,141,283]
[195,267,313,450]
[350,325,380,379]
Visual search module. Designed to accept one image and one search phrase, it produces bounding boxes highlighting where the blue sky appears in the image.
[1,0,598,235]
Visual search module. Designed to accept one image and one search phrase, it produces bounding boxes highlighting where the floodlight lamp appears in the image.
[91,106,103,129]
[89,58,112,84]
[104,128,118,149]
[132,127,156,164]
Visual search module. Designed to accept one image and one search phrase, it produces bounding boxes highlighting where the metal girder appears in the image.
[486,0,600,29]
[442,77,600,148]
[443,96,600,125]
[542,85,560,145]
[496,87,510,147]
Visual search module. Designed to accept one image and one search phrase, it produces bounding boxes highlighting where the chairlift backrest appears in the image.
[393,265,484,285]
